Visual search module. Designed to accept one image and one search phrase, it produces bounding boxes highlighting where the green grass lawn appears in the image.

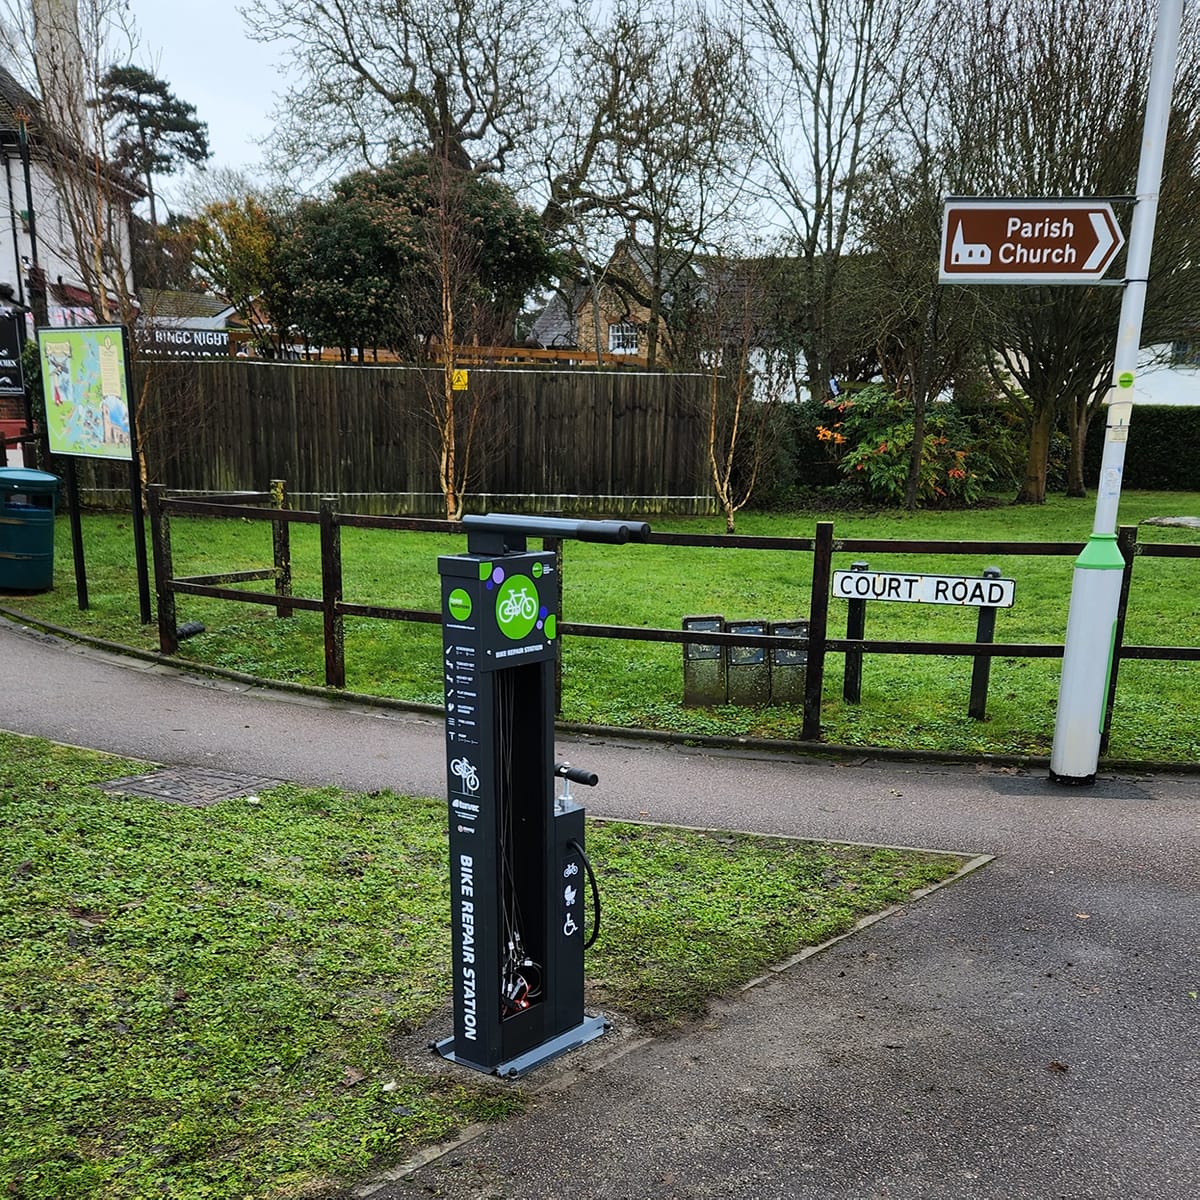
[0,732,966,1199]
[2,492,1198,762]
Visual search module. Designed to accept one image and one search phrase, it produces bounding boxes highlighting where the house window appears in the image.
[608,322,639,355]
[1170,340,1200,367]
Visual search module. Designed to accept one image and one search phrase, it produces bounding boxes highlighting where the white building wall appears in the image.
[1132,349,1200,406]
[0,148,135,311]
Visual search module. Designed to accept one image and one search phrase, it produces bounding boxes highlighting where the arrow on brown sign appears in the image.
[939,200,1125,284]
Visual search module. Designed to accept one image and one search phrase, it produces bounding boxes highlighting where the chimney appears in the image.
[32,0,88,143]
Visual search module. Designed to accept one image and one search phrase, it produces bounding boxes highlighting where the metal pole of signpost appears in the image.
[121,331,153,625]
[968,567,1002,721]
[64,457,88,610]
[1050,0,1183,784]
[843,561,868,703]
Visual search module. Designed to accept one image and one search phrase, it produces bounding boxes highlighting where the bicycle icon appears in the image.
[498,586,537,624]
[450,756,480,793]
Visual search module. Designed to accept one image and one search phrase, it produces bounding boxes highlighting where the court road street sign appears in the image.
[939,199,1125,284]
[832,570,1016,608]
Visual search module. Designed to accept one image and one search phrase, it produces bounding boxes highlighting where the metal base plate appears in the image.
[434,1014,609,1079]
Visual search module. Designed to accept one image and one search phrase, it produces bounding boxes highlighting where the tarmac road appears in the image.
[2,615,1198,1199]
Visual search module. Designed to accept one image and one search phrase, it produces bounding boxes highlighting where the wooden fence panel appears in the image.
[70,360,711,509]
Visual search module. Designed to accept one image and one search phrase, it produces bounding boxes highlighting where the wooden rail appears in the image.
[146,490,1200,747]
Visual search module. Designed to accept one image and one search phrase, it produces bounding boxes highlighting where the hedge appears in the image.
[1084,404,1200,490]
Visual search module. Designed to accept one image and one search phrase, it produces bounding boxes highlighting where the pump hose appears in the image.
[566,839,601,949]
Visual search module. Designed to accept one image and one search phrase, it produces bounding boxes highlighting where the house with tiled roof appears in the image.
[139,289,235,328]
[0,61,140,322]
[528,283,589,351]
[531,238,793,371]
[531,239,694,365]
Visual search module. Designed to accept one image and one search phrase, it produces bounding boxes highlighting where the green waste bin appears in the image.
[0,468,61,592]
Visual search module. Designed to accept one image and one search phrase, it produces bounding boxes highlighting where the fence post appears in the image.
[319,497,345,688]
[843,560,869,703]
[270,479,294,619]
[1100,524,1138,754]
[148,484,177,656]
[968,566,1002,720]
[802,521,834,741]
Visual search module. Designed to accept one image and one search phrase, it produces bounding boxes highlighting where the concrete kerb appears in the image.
[3,605,1197,777]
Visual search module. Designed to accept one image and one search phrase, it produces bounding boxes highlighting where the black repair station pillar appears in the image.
[436,538,596,1077]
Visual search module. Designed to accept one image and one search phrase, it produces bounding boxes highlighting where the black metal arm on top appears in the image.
[463,513,651,556]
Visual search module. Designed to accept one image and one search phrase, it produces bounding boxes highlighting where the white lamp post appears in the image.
[1049,0,1184,784]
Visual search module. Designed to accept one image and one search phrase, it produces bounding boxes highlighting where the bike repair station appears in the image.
[434,514,650,1078]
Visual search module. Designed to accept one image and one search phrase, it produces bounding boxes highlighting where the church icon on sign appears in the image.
[950,221,991,265]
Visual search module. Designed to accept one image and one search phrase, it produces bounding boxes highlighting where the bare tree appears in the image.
[416,158,516,520]
[701,254,790,532]
[1,0,141,324]
[738,0,911,401]
[854,137,996,508]
[0,0,191,498]
[540,0,757,367]
[929,0,1200,501]
[241,0,557,181]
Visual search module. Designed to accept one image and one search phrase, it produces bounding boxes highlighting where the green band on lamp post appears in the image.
[1073,533,1126,571]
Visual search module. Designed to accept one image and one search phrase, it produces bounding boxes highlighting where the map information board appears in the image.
[36,325,134,461]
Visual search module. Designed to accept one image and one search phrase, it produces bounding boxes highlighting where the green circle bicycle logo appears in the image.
[447,588,472,622]
[495,575,539,640]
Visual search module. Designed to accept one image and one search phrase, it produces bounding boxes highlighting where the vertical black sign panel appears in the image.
[0,314,26,398]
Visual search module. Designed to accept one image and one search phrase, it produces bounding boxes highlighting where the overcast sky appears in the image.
[125,0,283,185]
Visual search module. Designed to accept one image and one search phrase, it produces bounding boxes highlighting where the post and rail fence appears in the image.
[147,491,1200,750]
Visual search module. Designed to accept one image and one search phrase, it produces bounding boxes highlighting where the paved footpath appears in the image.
[2,616,1198,1199]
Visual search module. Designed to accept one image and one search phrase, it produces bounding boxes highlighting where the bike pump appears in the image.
[434,514,650,1077]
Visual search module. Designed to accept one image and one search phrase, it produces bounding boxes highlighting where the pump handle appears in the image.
[464,514,650,545]
[554,762,599,787]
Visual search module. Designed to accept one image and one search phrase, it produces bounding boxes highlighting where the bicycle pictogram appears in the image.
[450,756,479,792]
[498,585,537,624]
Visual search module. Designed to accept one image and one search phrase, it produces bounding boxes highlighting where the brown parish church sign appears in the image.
[940,199,1125,284]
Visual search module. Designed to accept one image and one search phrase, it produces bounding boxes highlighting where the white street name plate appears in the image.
[832,571,1016,607]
